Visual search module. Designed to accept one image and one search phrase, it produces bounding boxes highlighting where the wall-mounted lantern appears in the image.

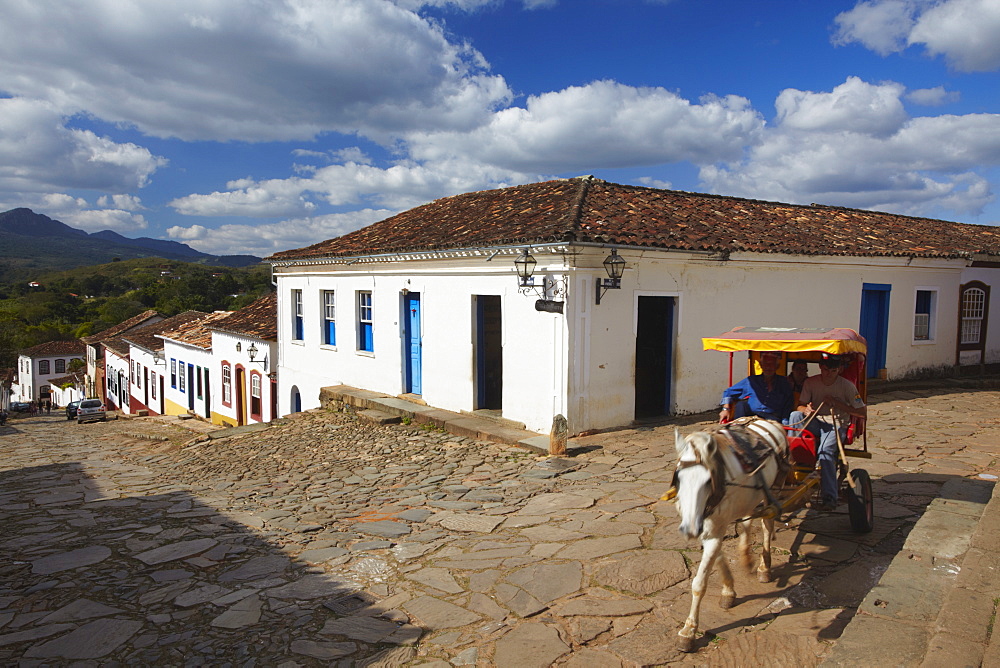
[247,342,268,371]
[514,248,537,288]
[596,248,626,305]
[514,247,566,311]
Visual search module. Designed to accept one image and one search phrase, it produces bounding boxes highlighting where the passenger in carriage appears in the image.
[718,351,793,424]
[789,360,810,407]
[787,354,867,511]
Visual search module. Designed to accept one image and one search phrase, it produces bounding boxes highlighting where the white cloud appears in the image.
[169,158,534,220]
[909,0,1000,71]
[169,178,318,217]
[833,0,917,55]
[776,77,907,137]
[701,78,1000,218]
[97,194,144,211]
[166,209,392,256]
[1,192,152,233]
[834,0,1000,72]
[636,177,673,190]
[0,0,511,142]
[63,209,151,234]
[906,86,960,106]
[0,97,166,193]
[406,80,765,173]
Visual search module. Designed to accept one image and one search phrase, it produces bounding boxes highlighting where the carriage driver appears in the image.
[718,351,793,423]
[788,353,867,511]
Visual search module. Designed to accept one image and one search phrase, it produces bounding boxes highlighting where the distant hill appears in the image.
[0,208,260,281]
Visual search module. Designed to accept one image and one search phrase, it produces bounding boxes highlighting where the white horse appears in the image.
[671,417,789,652]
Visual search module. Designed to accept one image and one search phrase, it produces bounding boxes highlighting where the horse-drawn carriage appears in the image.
[666,326,875,651]
[703,325,875,532]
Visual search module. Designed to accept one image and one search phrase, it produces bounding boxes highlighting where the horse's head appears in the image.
[674,428,718,539]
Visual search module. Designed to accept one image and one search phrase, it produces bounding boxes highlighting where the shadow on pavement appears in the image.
[0,461,420,665]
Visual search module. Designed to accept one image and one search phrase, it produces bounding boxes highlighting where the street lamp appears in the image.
[596,248,626,305]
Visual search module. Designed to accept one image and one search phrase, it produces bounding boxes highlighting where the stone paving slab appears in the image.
[2,382,1000,665]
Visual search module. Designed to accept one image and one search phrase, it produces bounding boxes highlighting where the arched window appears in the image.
[961,287,986,345]
[38,360,50,374]
[250,372,262,421]
[221,363,232,406]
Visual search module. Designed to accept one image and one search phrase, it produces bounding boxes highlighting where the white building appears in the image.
[266,177,1000,434]
[14,340,86,406]
[158,311,231,420]
[207,292,278,426]
[81,310,163,406]
[120,311,208,417]
[103,341,131,414]
[47,371,86,408]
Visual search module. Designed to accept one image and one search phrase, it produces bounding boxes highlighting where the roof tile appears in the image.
[208,292,277,341]
[266,177,1000,262]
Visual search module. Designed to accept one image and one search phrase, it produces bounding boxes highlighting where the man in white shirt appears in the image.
[787,354,866,510]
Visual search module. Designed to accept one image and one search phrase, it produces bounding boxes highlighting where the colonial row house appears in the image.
[46,370,86,408]
[156,292,277,426]
[265,176,1000,435]
[206,292,279,427]
[119,311,208,416]
[82,309,163,404]
[15,340,86,406]
[158,311,231,420]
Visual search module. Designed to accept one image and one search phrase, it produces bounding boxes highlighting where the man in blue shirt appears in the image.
[718,351,793,423]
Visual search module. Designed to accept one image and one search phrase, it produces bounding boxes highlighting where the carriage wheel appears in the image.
[847,468,874,533]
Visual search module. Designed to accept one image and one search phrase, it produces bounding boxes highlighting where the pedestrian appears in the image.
[29,401,36,416]
[46,401,51,415]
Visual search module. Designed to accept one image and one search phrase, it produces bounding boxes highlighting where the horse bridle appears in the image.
[671,450,728,518]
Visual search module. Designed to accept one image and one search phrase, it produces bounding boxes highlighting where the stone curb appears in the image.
[820,476,998,667]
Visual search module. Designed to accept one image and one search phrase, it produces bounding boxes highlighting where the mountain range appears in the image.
[0,208,260,281]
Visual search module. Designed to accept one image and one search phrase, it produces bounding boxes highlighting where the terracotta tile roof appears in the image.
[208,292,277,341]
[158,311,232,350]
[103,337,130,358]
[47,371,85,387]
[122,311,209,353]
[82,310,162,344]
[266,177,1000,262]
[20,340,86,358]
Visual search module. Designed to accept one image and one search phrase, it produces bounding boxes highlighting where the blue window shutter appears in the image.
[326,320,336,346]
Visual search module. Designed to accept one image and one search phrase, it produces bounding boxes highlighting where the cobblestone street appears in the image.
[2,384,999,666]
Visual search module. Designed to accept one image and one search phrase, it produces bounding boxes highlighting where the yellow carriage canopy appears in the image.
[703,326,868,355]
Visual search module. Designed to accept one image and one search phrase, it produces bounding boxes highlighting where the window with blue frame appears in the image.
[323,290,336,345]
[358,291,373,352]
[178,359,186,392]
[292,289,304,340]
[914,289,936,341]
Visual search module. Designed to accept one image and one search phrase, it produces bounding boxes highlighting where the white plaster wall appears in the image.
[275,249,974,435]
[572,249,971,432]
[161,342,213,416]
[274,257,566,431]
[104,350,131,414]
[129,347,165,413]
[15,354,83,402]
[212,332,277,423]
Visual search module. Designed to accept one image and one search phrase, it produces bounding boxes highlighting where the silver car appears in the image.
[76,399,107,424]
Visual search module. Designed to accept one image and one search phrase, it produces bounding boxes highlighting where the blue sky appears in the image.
[0,0,998,256]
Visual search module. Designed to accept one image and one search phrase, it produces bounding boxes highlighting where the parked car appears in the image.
[10,402,30,412]
[66,400,81,420]
[76,399,107,424]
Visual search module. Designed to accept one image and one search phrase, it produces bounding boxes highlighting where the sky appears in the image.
[1,0,999,257]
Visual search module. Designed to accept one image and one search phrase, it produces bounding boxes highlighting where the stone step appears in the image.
[357,409,401,425]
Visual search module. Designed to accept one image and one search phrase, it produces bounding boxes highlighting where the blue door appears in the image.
[404,293,422,394]
[860,283,891,378]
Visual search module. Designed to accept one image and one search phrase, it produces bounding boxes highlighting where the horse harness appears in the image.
[672,418,788,517]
